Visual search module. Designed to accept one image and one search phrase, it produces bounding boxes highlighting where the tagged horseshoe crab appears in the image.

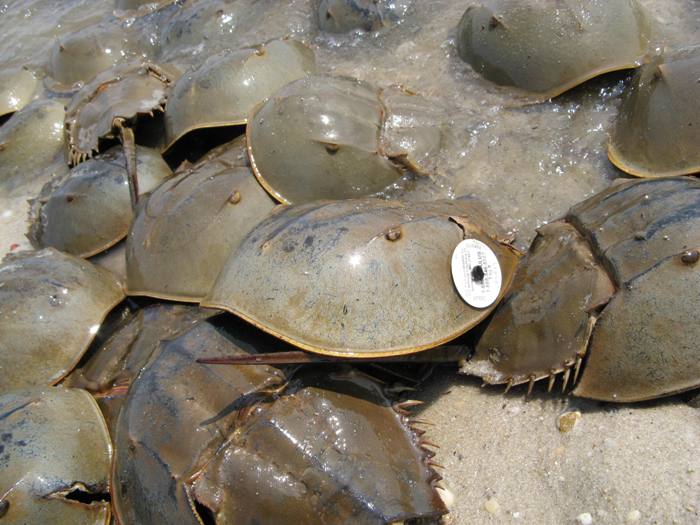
[163,38,316,154]
[0,99,65,194]
[202,197,520,357]
[65,62,173,209]
[0,249,124,394]
[455,0,651,99]
[0,387,112,524]
[247,75,443,204]
[112,315,447,524]
[28,146,172,258]
[126,136,276,302]
[0,67,40,120]
[317,0,411,33]
[608,47,700,178]
[463,177,700,402]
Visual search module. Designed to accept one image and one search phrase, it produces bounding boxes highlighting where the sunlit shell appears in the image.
[163,38,315,153]
[456,0,651,99]
[0,387,112,525]
[112,315,446,524]
[317,0,412,33]
[0,249,124,394]
[608,48,700,177]
[0,67,40,118]
[28,146,172,257]
[465,177,700,401]
[203,198,520,357]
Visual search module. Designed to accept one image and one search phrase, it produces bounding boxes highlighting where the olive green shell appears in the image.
[202,198,520,357]
[608,48,700,177]
[28,146,172,258]
[163,38,315,153]
[248,75,437,204]
[456,0,651,99]
[46,23,155,91]
[0,67,39,118]
[466,177,700,401]
[126,145,276,302]
[112,316,445,524]
[0,249,124,394]
[0,99,65,194]
[65,63,172,164]
[0,387,112,525]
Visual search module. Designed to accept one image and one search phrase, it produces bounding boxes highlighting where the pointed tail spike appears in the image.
[573,355,583,385]
[503,378,514,394]
[526,375,536,398]
[547,373,556,393]
[561,368,571,393]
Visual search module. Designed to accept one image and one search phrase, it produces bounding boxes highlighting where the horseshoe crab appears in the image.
[247,75,442,204]
[64,303,213,431]
[0,248,124,394]
[65,62,173,209]
[126,137,276,302]
[463,177,700,402]
[112,315,447,524]
[163,38,316,154]
[202,197,520,357]
[0,99,65,194]
[0,387,112,524]
[0,67,40,120]
[28,146,172,258]
[608,47,700,178]
[456,0,651,99]
[317,0,412,33]
[46,22,156,92]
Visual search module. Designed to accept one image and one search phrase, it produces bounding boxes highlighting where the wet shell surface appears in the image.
[65,62,172,164]
[608,47,700,177]
[202,197,521,357]
[464,177,700,401]
[0,99,65,194]
[126,139,276,302]
[0,249,124,394]
[456,0,651,99]
[0,67,40,118]
[0,386,112,525]
[247,75,440,204]
[317,0,411,33]
[28,146,172,258]
[163,38,316,153]
[46,22,156,91]
[112,315,446,524]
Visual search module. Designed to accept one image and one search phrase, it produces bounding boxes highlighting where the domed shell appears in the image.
[112,316,445,524]
[163,38,316,153]
[0,249,124,394]
[456,0,651,99]
[0,99,65,195]
[608,48,700,177]
[29,146,172,257]
[247,76,408,204]
[318,0,384,32]
[0,387,112,525]
[46,23,155,91]
[465,177,700,401]
[0,67,40,118]
[126,150,276,302]
[65,62,172,164]
[202,198,521,357]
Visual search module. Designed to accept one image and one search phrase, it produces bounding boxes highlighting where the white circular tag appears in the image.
[451,239,502,308]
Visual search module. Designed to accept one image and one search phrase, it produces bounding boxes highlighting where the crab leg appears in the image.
[115,119,139,210]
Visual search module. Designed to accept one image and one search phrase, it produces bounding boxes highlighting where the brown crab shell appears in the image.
[0,249,125,394]
[162,38,316,154]
[202,197,521,358]
[112,315,446,524]
[65,62,172,165]
[28,146,172,258]
[125,144,276,302]
[0,387,112,525]
[608,48,700,178]
[456,0,651,100]
[465,177,700,401]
